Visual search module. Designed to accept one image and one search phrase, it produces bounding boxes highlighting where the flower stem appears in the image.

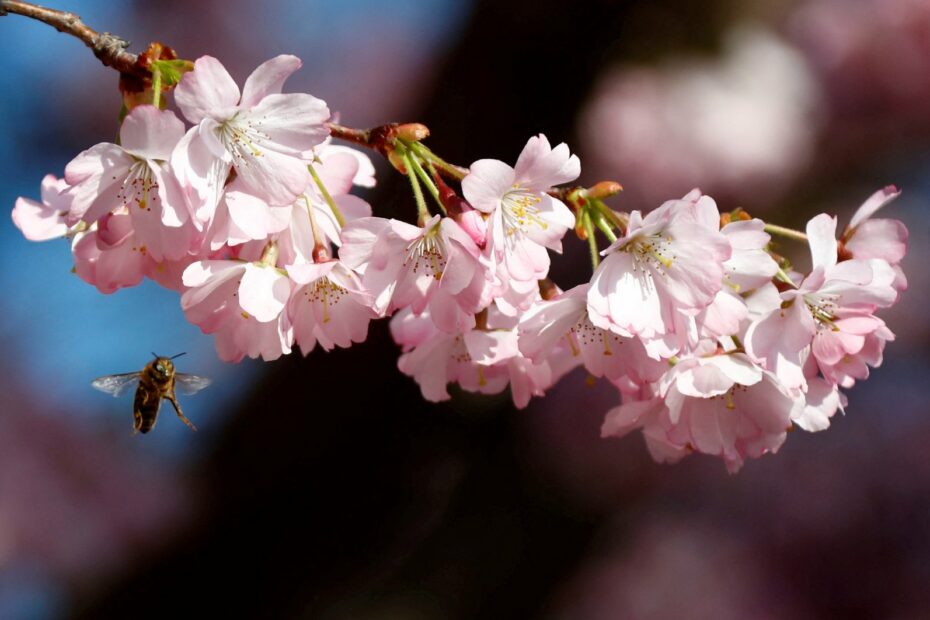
[303,196,330,262]
[592,198,625,234]
[403,151,431,226]
[406,151,446,214]
[308,162,345,228]
[764,223,808,242]
[592,210,618,243]
[151,65,162,109]
[408,141,468,181]
[584,211,600,270]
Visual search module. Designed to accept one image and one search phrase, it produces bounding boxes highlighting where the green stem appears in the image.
[764,223,808,242]
[407,152,445,214]
[591,198,625,232]
[308,162,345,228]
[403,150,431,226]
[582,211,600,270]
[151,65,162,109]
[592,211,618,243]
[408,141,468,181]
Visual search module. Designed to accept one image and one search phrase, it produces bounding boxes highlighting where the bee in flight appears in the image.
[91,353,211,434]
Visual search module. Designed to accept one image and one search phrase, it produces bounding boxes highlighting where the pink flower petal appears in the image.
[225,187,278,240]
[845,218,908,264]
[238,93,330,154]
[240,54,302,108]
[464,330,521,365]
[174,56,241,124]
[238,264,291,322]
[182,260,241,292]
[233,146,310,207]
[461,159,515,213]
[675,363,734,398]
[602,398,665,438]
[512,134,581,189]
[848,185,900,229]
[171,123,232,224]
[119,106,186,161]
[806,213,838,271]
[286,261,337,285]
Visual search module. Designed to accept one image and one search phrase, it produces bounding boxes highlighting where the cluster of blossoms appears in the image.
[12,54,908,471]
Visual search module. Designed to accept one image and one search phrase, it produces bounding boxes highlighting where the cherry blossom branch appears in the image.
[0,0,144,76]
[6,23,908,474]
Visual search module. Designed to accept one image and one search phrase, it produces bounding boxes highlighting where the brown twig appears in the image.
[0,0,144,75]
[326,123,372,148]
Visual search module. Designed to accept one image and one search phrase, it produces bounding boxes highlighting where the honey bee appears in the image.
[91,353,211,434]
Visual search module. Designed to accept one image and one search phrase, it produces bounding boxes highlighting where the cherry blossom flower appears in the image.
[391,309,505,402]
[201,179,293,251]
[816,320,894,389]
[461,134,578,303]
[720,218,779,292]
[181,258,293,361]
[72,212,151,294]
[64,105,193,261]
[603,353,798,472]
[172,54,330,220]
[340,215,491,333]
[840,186,908,292]
[465,324,579,408]
[277,146,374,266]
[391,308,576,407]
[587,192,732,342]
[518,284,665,383]
[287,260,375,353]
[205,150,374,259]
[791,365,846,432]
[745,214,897,389]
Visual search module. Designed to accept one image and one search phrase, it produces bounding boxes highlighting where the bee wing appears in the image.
[91,372,142,397]
[174,373,212,395]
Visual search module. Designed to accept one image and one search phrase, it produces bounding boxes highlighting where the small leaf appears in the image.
[150,59,194,87]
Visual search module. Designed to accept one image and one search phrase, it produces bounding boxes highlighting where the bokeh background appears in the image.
[0,0,928,618]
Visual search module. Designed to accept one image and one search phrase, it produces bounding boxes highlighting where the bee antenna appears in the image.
[170,352,187,360]
[151,351,159,358]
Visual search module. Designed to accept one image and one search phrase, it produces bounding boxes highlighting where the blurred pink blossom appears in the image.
[579,26,823,209]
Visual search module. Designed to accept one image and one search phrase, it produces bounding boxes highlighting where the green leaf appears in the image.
[150,59,194,87]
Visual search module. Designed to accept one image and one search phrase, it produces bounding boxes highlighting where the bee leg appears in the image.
[166,393,197,432]
[132,409,143,435]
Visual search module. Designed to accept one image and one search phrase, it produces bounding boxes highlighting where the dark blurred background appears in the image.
[1,0,928,618]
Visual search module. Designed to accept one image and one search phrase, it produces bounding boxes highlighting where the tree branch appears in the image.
[0,0,143,75]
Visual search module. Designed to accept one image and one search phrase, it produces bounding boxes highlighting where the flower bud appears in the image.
[587,181,623,200]
[396,123,430,142]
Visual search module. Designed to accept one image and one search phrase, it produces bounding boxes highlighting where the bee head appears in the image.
[151,352,184,379]
[154,357,174,379]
